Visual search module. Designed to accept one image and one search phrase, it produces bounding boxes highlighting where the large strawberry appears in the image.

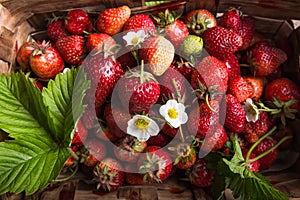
[238,16,255,50]
[86,33,116,53]
[200,124,228,152]
[65,9,89,35]
[216,53,241,80]
[244,76,265,100]
[188,158,215,187]
[47,18,69,42]
[96,5,131,36]
[29,41,64,79]
[219,8,241,32]
[56,35,85,65]
[16,41,34,72]
[227,76,254,103]
[123,14,156,35]
[139,35,175,76]
[202,26,243,56]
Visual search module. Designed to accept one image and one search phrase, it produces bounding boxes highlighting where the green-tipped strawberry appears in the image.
[172,143,196,169]
[180,35,203,63]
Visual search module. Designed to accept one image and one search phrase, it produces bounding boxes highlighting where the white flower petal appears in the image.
[159,104,168,117]
[178,112,188,124]
[168,119,181,128]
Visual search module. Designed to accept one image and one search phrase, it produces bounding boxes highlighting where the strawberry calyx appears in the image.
[186,12,211,35]
[124,60,157,84]
[46,13,64,26]
[153,9,179,27]
[93,165,118,191]
[173,143,195,165]
[31,41,51,56]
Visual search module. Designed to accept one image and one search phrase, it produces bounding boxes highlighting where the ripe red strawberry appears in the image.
[188,158,215,187]
[16,41,34,72]
[82,139,107,167]
[217,53,241,80]
[147,131,172,147]
[124,164,147,185]
[227,76,254,103]
[187,100,220,139]
[249,41,287,76]
[161,123,178,138]
[56,35,85,65]
[242,149,260,172]
[184,9,217,35]
[173,144,197,170]
[65,9,89,35]
[72,119,88,145]
[243,111,270,143]
[201,124,228,152]
[123,14,156,35]
[224,94,246,133]
[174,59,195,82]
[139,35,175,76]
[96,5,131,36]
[85,17,95,33]
[47,19,69,42]
[202,26,243,56]
[137,146,173,183]
[29,41,64,79]
[64,144,81,167]
[219,8,241,32]
[244,76,264,100]
[93,158,124,192]
[238,16,255,50]
[33,80,44,92]
[86,33,116,53]
[117,68,160,114]
[81,106,97,130]
[252,137,278,170]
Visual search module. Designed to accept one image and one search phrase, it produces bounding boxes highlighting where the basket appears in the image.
[0,0,300,199]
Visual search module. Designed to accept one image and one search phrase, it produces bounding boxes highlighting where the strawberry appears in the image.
[85,17,95,33]
[184,9,217,35]
[93,158,124,192]
[243,76,264,100]
[237,16,255,50]
[124,164,147,185]
[174,59,195,82]
[273,126,293,150]
[249,41,287,76]
[227,76,254,103]
[72,119,88,145]
[64,144,81,167]
[252,137,278,170]
[96,5,131,36]
[202,26,243,56]
[95,127,119,142]
[16,41,34,72]
[33,80,44,92]
[82,139,107,167]
[217,53,241,80]
[201,124,228,152]
[224,94,246,133]
[219,8,241,32]
[188,158,215,187]
[86,33,116,53]
[47,19,69,42]
[173,143,197,170]
[138,146,173,183]
[56,35,85,65]
[161,123,178,138]
[29,41,64,79]
[117,67,160,114]
[81,106,97,130]
[243,111,270,143]
[242,149,260,172]
[139,35,175,76]
[65,9,89,35]
[123,14,156,35]
[180,35,203,59]
[147,131,172,147]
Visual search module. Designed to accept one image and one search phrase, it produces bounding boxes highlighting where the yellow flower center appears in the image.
[131,37,139,45]
[168,108,178,119]
[134,118,149,130]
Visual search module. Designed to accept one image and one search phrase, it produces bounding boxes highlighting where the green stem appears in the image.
[171,78,182,100]
[179,125,185,142]
[248,135,293,163]
[132,50,139,65]
[206,93,217,113]
[246,126,277,162]
[53,164,78,183]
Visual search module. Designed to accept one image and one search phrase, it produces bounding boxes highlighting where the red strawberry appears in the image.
[224,94,246,133]
[117,68,160,114]
[201,124,228,152]
[72,119,88,145]
[202,26,243,56]
[173,143,197,170]
[93,158,124,192]
[81,106,97,130]
[85,17,95,33]
[147,131,172,147]
[124,164,147,185]
[161,123,178,138]
[56,35,85,65]
[137,146,173,183]
[227,76,254,103]
[242,149,260,172]
[47,19,69,42]
[82,139,107,167]
[96,5,131,36]
[174,59,195,82]
[238,16,255,50]
[249,41,287,76]
[86,33,116,53]
[95,127,118,142]
[217,53,241,80]
[16,41,34,72]
[139,35,175,76]
[188,158,215,187]
[64,144,81,167]
[184,9,217,35]
[252,137,278,170]
[244,76,265,100]
[123,14,156,35]
[29,41,64,79]
[65,9,89,35]
[243,111,270,143]
[33,80,44,92]
[219,8,241,32]
[273,126,293,150]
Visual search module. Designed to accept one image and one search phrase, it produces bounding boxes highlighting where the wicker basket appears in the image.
[0,0,300,199]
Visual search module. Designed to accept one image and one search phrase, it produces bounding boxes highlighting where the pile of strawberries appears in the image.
[16,5,300,195]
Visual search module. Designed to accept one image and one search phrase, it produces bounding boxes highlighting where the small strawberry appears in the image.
[96,5,131,36]
[72,119,88,145]
[217,53,241,80]
[184,9,217,35]
[227,76,254,103]
[56,35,85,65]
[47,19,69,42]
[219,8,241,32]
[65,9,89,35]
[29,41,64,79]
[202,26,243,56]
[224,94,246,133]
[123,14,156,35]
[147,131,172,147]
[242,149,260,172]
[82,139,107,167]
[16,41,34,72]
[172,143,197,170]
[187,158,215,187]
[249,41,287,76]
[201,124,228,152]
[243,76,265,100]
[238,16,255,50]
[93,158,124,192]
[180,35,203,63]
[86,33,116,53]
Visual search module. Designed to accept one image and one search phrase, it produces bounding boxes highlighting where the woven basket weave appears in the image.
[0,0,300,199]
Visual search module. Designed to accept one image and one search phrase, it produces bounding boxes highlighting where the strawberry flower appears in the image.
[127,114,159,142]
[123,30,146,47]
[243,98,260,122]
[159,99,188,128]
